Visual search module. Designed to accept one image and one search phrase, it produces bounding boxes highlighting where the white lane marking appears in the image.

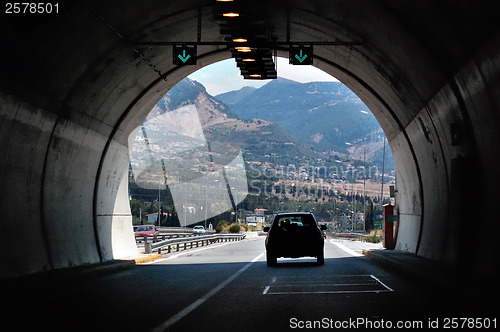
[270,283,376,288]
[329,239,363,257]
[263,274,394,295]
[263,276,276,294]
[151,251,265,332]
[144,242,232,264]
[370,274,394,291]
[265,289,392,295]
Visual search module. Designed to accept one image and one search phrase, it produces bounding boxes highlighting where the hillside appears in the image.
[203,119,322,161]
[216,78,393,168]
[138,78,321,166]
[150,78,238,126]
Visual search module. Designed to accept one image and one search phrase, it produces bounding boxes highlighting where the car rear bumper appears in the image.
[266,243,324,258]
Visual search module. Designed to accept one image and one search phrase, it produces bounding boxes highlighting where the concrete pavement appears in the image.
[1,236,496,331]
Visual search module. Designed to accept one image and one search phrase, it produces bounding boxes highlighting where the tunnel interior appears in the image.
[1,0,499,281]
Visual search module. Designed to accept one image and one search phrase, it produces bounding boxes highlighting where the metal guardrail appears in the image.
[144,233,247,254]
[135,232,215,244]
[334,232,366,240]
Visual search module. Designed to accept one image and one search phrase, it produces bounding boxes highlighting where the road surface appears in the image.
[3,237,495,331]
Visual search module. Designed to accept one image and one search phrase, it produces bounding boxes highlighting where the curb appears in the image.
[134,254,163,264]
[362,248,448,286]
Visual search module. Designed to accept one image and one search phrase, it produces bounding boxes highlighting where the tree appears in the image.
[366,201,375,231]
[130,199,144,224]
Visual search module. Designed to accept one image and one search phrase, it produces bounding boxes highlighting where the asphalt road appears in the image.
[3,237,496,331]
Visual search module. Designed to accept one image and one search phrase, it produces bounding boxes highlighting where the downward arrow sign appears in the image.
[178,50,191,63]
[295,50,308,63]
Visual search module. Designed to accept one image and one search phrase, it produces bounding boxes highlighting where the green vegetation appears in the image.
[216,221,228,233]
[364,229,383,243]
[228,224,241,233]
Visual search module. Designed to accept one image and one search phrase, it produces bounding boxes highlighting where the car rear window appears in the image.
[274,215,316,229]
[136,226,154,231]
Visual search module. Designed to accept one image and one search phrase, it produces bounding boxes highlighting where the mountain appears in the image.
[150,78,238,127]
[216,78,393,167]
[216,86,256,105]
[144,78,322,164]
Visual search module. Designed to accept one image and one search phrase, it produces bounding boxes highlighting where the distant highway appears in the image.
[3,237,495,331]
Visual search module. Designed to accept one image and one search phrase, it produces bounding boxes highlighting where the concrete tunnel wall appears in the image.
[1,0,499,280]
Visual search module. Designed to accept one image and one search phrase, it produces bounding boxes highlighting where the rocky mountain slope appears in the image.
[216,78,393,167]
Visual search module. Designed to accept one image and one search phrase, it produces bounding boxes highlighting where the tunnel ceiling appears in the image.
[3,0,499,140]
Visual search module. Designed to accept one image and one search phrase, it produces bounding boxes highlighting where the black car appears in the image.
[263,212,326,266]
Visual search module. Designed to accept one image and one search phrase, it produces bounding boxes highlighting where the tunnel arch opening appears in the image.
[126,56,397,234]
[102,48,421,262]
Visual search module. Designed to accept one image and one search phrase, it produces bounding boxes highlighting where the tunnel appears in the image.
[1,0,499,282]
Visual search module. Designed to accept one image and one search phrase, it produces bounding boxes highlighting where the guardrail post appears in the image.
[145,243,152,254]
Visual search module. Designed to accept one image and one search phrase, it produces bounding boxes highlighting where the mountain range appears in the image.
[216,78,393,167]
[146,77,393,169]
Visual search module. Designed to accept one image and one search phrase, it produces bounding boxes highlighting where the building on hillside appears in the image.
[254,208,267,216]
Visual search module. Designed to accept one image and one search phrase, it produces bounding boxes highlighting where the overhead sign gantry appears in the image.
[133,1,361,79]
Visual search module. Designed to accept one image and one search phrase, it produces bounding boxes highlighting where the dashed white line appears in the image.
[263,276,277,294]
[151,251,265,331]
[370,274,394,292]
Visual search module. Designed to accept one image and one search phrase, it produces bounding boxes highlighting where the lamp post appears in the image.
[380,137,386,209]
[363,147,366,234]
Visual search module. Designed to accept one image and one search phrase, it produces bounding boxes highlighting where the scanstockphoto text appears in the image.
[289,317,497,329]
[246,161,391,199]
[246,161,384,182]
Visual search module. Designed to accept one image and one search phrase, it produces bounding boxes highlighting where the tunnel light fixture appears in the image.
[235,46,252,52]
[217,0,233,1]
[216,0,277,80]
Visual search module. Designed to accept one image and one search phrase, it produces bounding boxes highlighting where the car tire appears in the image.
[266,251,277,266]
[317,250,324,265]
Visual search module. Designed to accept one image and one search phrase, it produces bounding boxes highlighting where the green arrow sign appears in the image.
[173,45,197,65]
[295,50,308,63]
[290,45,313,65]
[178,50,191,63]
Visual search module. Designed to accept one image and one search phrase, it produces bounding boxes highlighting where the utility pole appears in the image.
[380,137,386,209]
[363,147,366,234]
[351,181,354,232]
[158,185,161,227]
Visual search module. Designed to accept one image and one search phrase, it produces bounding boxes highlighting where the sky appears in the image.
[188,56,340,96]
